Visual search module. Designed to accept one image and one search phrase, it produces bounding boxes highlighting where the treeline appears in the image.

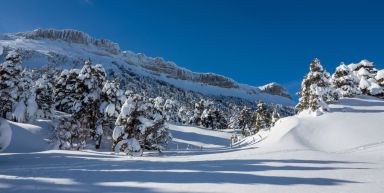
[297,58,384,114]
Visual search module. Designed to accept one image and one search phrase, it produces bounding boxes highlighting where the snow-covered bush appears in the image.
[296,58,338,113]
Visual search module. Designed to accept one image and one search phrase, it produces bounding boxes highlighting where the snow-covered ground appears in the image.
[1,96,383,193]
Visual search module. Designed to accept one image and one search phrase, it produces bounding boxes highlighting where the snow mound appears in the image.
[2,120,52,153]
[254,96,384,152]
[0,119,12,152]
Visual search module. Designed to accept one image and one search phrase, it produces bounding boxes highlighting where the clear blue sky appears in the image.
[1,0,384,98]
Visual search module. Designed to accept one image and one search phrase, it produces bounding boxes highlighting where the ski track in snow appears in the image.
[0,96,384,193]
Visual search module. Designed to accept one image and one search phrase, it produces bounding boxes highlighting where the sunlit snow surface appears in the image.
[1,96,384,193]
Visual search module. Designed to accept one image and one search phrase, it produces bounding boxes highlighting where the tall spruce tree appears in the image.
[296,58,338,113]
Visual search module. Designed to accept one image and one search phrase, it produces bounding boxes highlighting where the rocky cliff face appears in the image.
[259,82,292,99]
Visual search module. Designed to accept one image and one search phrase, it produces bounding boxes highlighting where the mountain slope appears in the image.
[0,29,294,106]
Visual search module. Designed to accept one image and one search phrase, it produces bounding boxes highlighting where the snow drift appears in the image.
[1,120,52,153]
[253,96,384,152]
[0,118,12,152]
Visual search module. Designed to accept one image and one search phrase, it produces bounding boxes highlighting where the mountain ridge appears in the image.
[0,28,294,106]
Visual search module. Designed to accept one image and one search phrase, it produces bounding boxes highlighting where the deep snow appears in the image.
[0,96,384,193]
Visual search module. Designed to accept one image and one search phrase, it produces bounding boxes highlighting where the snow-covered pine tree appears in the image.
[100,77,127,141]
[14,69,38,122]
[189,99,206,126]
[376,70,384,87]
[54,116,89,150]
[331,63,361,97]
[72,60,106,149]
[271,107,280,127]
[140,101,172,151]
[112,94,143,154]
[35,74,55,119]
[54,68,80,113]
[253,101,271,133]
[0,51,23,119]
[347,59,383,96]
[238,106,253,136]
[201,107,228,130]
[296,58,338,113]
[163,99,179,123]
[0,51,37,122]
[112,94,172,155]
[374,70,384,97]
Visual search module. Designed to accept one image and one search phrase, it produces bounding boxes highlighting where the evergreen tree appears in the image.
[376,70,384,87]
[201,108,227,129]
[253,101,271,133]
[72,60,107,149]
[100,77,127,142]
[0,50,37,122]
[0,51,23,119]
[296,58,338,113]
[54,116,89,150]
[112,94,172,155]
[35,74,55,119]
[331,63,361,97]
[271,108,280,127]
[54,69,80,113]
[238,106,253,136]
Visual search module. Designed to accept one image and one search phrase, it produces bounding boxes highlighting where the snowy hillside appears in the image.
[0,29,294,106]
[253,95,384,153]
[1,96,384,193]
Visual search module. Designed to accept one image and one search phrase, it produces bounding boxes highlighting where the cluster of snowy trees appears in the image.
[297,58,384,114]
[228,102,280,137]
[0,51,172,153]
[0,50,295,152]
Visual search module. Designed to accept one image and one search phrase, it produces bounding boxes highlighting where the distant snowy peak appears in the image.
[259,82,292,99]
[0,29,294,105]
